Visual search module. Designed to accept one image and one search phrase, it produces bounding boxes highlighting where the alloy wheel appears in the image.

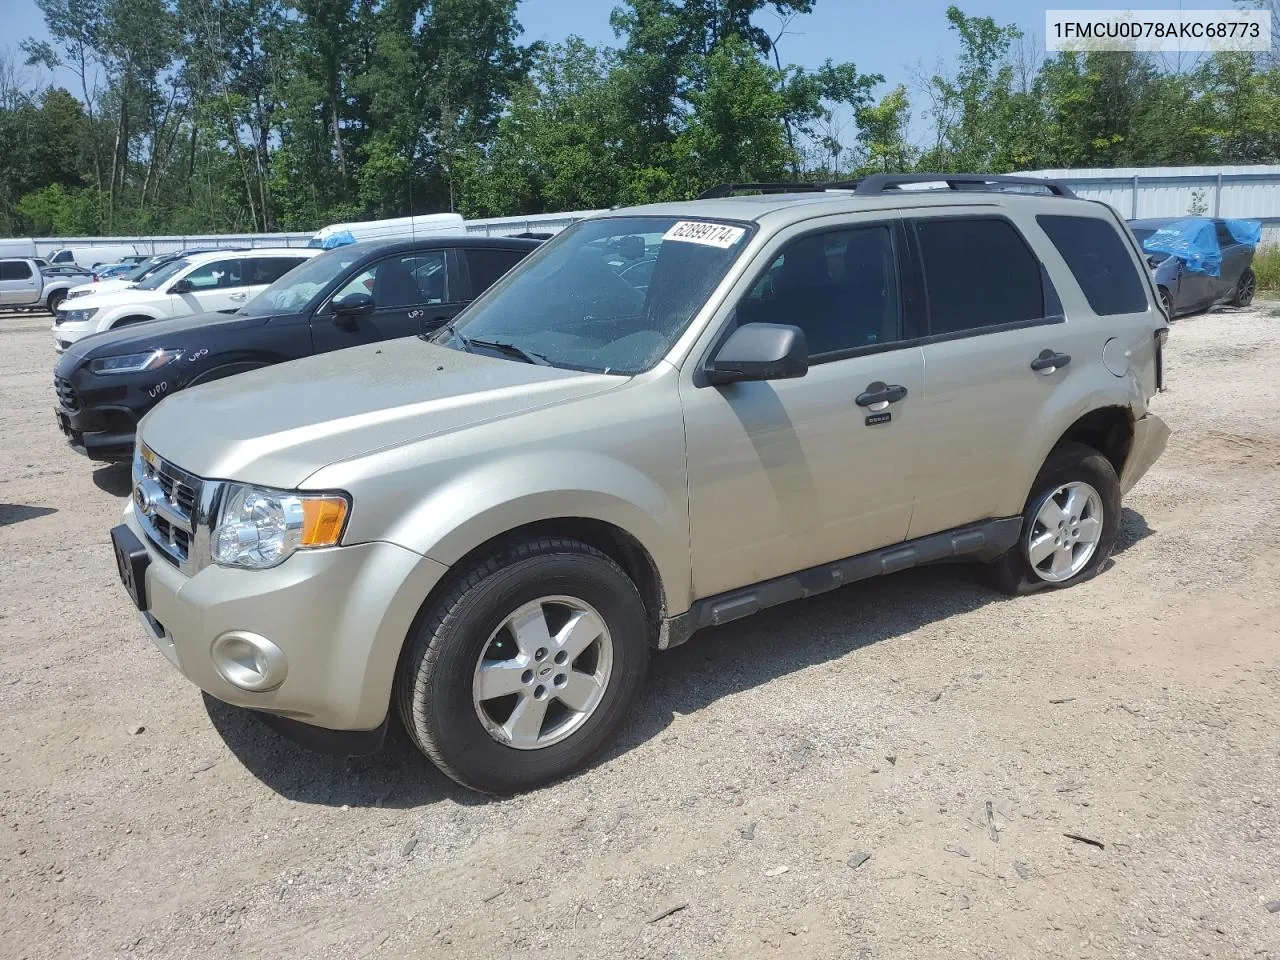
[1026,481,1104,583]
[471,595,614,750]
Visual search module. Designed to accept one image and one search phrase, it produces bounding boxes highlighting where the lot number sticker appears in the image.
[663,221,746,249]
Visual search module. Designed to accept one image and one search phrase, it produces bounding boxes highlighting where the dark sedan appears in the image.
[1128,217,1257,318]
[54,235,540,462]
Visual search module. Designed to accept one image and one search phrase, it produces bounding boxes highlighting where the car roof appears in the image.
[605,188,1104,230]
[181,247,321,263]
[1128,216,1224,229]
[337,235,543,256]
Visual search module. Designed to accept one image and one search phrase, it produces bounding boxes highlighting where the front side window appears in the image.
[737,225,901,357]
[0,260,33,280]
[136,258,192,290]
[182,259,245,290]
[443,216,753,375]
[333,252,448,308]
[915,217,1045,335]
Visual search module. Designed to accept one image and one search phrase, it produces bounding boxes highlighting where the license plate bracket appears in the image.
[111,524,150,611]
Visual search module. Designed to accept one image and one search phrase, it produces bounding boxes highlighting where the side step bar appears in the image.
[660,517,1022,649]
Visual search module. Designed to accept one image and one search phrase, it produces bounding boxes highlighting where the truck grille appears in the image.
[54,376,79,411]
[132,447,211,572]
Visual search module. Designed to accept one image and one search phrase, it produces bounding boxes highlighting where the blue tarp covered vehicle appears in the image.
[1128,216,1261,316]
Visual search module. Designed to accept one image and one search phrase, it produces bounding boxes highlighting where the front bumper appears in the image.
[120,502,449,733]
[52,320,92,352]
[54,402,137,461]
[1120,413,1170,494]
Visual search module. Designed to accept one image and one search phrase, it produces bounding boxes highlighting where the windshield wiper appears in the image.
[464,337,552,366]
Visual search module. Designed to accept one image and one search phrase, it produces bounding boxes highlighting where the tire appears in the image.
[984,441,1122,596]
[1231,268,1256,308]
[188,362,267,387]
[112,315,153,329]
[1157,286,1174,318]
[395,538,650,794]
[46,291,66,314]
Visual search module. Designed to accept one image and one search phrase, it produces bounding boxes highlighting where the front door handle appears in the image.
[856,382,909,412]
[229,292,247,302]
[1030,350,1071,375]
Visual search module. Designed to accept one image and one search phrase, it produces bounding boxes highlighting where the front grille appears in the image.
[133,448,208,572]
[54,376,79,412]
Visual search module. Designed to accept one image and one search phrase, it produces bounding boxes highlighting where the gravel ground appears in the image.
[1,304,1278,960]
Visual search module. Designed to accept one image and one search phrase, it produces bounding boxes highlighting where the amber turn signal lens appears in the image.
[299,497,348,547]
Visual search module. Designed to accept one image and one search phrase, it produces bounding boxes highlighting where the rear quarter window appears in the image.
[1037,215,1149,316]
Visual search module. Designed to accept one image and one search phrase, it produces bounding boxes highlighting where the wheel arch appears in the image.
[1052,405,1135,480]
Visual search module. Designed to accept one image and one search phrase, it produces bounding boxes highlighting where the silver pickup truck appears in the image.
[0,258,92,313]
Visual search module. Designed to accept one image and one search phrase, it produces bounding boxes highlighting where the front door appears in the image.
[0,259,41,306]
[682,221,924,598]
[310,250,464,351]
[170,257,252,315]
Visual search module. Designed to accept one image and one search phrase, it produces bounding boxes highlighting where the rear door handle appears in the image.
[856,382,909,412]
[1030,350,1071,374]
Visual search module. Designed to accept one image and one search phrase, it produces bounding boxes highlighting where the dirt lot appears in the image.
[1,304,1278,960]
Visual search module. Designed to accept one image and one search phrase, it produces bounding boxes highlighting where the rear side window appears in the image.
[0,260,33,280]
[915,218,1045,335]
[1037,215,1148,316]
[466,248,528,296]
[250,257,308,285]
[1214,222,1235,247]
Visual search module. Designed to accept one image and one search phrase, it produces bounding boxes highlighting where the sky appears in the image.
[6,0,1244,103]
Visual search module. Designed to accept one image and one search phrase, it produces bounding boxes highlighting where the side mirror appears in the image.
[333,291,376,319]
[169,278,193,294]
[707,322,809,385]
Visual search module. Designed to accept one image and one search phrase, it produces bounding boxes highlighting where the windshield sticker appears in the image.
[663,221,746,249]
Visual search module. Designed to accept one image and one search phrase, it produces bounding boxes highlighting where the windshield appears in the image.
[1130,228,1169,263]
[239,246,362,316]
[442,216,752,374]
[135,258,191,290]
[124,260,161,281]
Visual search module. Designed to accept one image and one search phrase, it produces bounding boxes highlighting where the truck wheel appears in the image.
[984,441,1121,596]
[1231,268,1256,308]
[395,538,649,794]
[46,291,66,314]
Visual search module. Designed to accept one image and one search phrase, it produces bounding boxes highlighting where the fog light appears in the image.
[211,631,287,692]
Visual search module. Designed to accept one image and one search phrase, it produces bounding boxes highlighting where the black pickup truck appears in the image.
[54,236,541,462]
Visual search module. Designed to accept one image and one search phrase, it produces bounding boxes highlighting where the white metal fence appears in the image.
[3,209,606,259]
[1020,165,1280,244]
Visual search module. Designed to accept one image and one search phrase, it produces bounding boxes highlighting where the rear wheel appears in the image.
[1231,268,1256,308]
[1157,286,1173,317]
[395,538,649,794]
[985,441,1121,596]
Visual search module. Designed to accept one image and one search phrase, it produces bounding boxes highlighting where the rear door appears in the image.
[0,260,41,306]
[309,249,462,351]
[906,212,1094,539]
[1213,221,1250,300]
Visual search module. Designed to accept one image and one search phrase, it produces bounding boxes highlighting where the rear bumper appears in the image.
[1121,413,1170,494]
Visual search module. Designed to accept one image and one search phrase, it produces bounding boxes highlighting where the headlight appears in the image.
[62,307,98,323]
[67,289,91,299]
[211,483,350,569]
[91,348,183,375]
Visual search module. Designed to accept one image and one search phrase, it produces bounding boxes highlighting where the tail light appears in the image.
[1154,327,1169,392]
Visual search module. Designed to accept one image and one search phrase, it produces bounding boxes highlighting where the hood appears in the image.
[72,278,133,296]
[71,287,167,312]
[139,339,626,488]
[56,310,270,373]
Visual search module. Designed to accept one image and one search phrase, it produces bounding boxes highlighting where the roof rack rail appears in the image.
[852,173,1076,198]
[698,182,835,199]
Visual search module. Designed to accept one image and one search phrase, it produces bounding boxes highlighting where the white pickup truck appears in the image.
[0,258,92,313]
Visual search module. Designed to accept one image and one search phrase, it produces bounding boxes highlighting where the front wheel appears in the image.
[395,538,649,794]
[985,441,1122,596]
[1231,268,1256,308]
[46,291,66,314]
